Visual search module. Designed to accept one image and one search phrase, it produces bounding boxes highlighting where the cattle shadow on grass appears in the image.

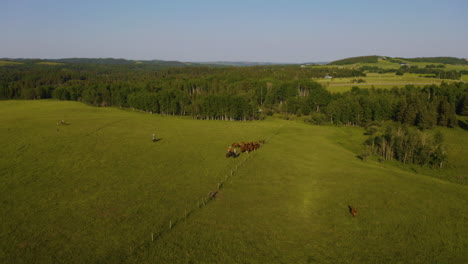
[152,138,162,142]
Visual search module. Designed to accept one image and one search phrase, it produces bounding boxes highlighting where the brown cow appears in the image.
[348,206,357,217]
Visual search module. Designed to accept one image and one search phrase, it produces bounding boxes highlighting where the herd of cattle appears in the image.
[226,140,266,158]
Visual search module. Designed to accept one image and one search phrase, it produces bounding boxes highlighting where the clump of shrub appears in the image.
[351,78,366,83]
[304,112,328,125]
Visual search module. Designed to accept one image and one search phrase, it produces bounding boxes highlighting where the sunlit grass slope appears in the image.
[0,101,467,264]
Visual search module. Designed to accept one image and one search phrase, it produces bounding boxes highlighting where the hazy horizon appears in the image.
[2,0,467,63]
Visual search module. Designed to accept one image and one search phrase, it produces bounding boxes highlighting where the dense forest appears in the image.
[0,63,467,127]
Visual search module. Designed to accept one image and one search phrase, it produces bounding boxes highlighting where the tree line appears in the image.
[0,63,467,124]
[360,65,462,79]
[396,65,460,79]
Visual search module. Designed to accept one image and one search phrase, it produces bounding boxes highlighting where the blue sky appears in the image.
[1,0,467,62]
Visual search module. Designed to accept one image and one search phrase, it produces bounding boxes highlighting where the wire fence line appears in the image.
[123,123,285,259]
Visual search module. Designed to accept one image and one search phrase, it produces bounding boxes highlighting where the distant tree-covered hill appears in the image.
[0,58,194,67]
[50,58,138,64]
[395,57,468,65]
[328,56,381,65]
[329,55,467,65]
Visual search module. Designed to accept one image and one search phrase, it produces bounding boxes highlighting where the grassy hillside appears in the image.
[0,101,467,264]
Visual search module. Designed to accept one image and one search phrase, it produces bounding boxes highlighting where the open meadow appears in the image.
[1,100,467,264]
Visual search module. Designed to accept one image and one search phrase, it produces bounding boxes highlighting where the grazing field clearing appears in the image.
[1,100,467,264]
[311,58,468,71]
[0,60,23,66]
[36,62,65,66]
[317,73,463,92]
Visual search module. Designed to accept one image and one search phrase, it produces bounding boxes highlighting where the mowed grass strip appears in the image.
[0,100,467,264]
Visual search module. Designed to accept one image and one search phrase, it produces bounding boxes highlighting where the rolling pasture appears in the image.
[311,58,468,92]
[0,60,22,66]
[1,101,467,263]
[317,73,451,93]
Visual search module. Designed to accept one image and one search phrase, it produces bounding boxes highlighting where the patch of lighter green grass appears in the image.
[36,62,64,65]
[318,73,459,92]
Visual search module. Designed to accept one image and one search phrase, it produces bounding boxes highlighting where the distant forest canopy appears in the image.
[0,58,195,67]
[328,56,468,66]
[0,63,467,127]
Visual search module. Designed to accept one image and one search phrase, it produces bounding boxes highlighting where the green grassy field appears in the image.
[316,57,468,71]
[307,58,468,92]
[0,60,23,66]
[1,100,467,264]
[317,73,465,93]
[36,62,64,66]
